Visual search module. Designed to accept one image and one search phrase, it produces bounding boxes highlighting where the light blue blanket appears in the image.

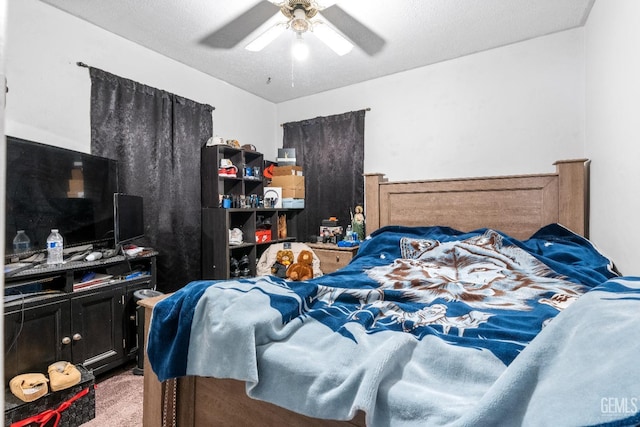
[148,225,639,426]
[456,277,640,427]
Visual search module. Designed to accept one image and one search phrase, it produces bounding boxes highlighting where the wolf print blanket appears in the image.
[148,224,640,426]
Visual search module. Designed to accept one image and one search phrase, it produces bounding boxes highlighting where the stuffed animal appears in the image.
[286,250,314,281]
[278,215,287,239]
[271,249,294,278]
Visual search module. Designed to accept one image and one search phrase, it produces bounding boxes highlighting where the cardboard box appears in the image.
[273,165,303,176]
[282,198,305,209]
[270,175,305,199]
[283,188,305,199]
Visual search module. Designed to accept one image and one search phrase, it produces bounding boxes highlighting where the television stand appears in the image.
[4,251,158,382]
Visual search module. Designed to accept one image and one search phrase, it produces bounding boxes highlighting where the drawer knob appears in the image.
[335,255,340,262]
[61,336,71,345]
[72,333,83,341]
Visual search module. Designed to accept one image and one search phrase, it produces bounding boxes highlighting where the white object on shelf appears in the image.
[281,198,305,209]
[85,252,103,262]
[124,246,144,257]
[264,187,282,208]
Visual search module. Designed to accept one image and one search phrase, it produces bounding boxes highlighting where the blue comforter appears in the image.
[148,224,640,426]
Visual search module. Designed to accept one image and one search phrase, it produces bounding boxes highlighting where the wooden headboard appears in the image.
[364,159,589,240]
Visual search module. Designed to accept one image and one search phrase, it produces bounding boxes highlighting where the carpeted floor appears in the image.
[82,366,144,426]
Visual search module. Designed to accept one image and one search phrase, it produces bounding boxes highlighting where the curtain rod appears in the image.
[76,61,215,110]
[279,108,371,127]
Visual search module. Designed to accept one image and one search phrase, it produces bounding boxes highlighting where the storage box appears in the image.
[269,175,305,199]
[273,166,303,176]
[255,229,272,243]
[263,187,283,208]
[4,365,95,427]
[282,188,305,199]
[282,198,305,209]
[277,148,296,166]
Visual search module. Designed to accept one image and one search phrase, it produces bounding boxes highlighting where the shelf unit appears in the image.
[201,145,303,280]
[202,208,299,279]
[202,144,265,208]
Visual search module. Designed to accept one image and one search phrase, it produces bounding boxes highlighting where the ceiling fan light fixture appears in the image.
[245,23,286,52]
[313,22,353,56]
[290,8,310,33]
[292,33,310,61]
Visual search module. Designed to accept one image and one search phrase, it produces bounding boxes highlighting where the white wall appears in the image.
[585,0,640,275]
[6,1,638,275]
[4,1,587,182]
[1,0,8,400]
[277,29,586,182]
[5,0,277,156]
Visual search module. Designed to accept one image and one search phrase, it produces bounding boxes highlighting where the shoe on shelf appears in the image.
[230,257,240,278]
[229,228,244,245]
[218,166,238,177]
[239,255,250,277]
[256,216,272,230]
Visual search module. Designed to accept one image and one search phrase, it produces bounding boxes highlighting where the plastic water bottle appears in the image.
[46,229,64,264]
[345,225,353,241]
[13,230,31,253]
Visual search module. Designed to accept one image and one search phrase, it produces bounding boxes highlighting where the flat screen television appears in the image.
[5,136,119,256]
[113,193,144,247]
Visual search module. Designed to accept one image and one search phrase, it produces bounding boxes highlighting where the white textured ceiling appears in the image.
[39,0,594,103]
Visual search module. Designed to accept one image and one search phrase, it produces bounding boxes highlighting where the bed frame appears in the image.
[364,159,589,239]
[141,158,590,427]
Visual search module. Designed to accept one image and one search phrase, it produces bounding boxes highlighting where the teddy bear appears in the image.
[286,250,314,281]
[271,249,294,278]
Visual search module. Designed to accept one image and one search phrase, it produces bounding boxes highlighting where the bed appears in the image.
[141,159,640,426]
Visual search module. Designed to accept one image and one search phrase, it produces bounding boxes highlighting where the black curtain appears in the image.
[89,68,213,292]
[282,110,365,241]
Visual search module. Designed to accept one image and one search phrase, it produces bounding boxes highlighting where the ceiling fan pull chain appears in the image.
[291,52,296,87]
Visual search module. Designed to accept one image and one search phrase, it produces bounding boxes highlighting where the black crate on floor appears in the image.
[4,365,95,427]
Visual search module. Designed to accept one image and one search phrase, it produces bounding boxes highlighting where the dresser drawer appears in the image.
[307,243,359,274]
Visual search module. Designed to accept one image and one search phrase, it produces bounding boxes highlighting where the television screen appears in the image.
[5,137,118,255]
[114,193,144,246]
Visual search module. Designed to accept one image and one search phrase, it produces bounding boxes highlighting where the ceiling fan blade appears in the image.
[313,22,353,56]
[199,1,279,49]
[320,5,385,56]
[317,0,338,8]
[246,23,287,51]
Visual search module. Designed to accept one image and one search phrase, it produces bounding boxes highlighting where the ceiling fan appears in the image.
[200,0,385,57]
